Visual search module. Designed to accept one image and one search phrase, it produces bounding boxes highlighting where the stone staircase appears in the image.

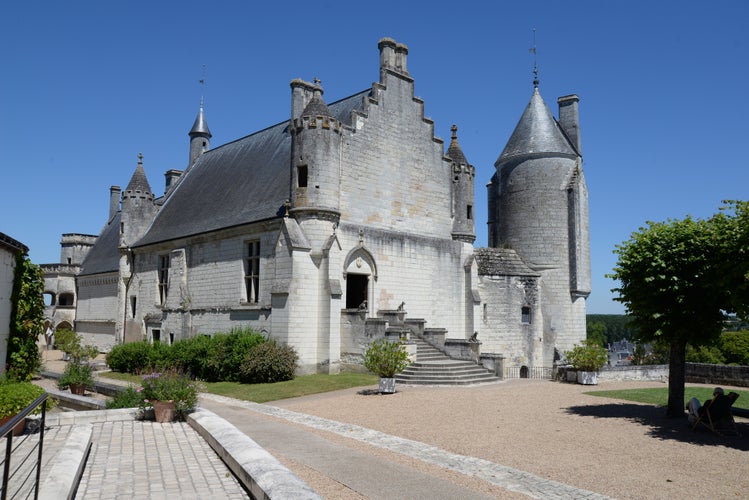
[396,337,501,386]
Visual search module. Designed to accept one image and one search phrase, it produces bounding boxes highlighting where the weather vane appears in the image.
[199,65,206,107]
[530,28,539,88]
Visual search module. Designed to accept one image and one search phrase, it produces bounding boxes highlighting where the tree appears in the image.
[7,254,45,381]
[711,200,749,318]
[586,321,607,347]
[609,216,728,417]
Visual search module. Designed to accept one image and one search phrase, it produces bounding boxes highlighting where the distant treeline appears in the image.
[586,314,748,348]
[586,314,636,346]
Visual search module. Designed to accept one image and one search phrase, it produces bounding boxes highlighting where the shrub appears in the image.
[139,370,202,419]
[55,329,99,363]
[106,386,143,409]
[204,328,266,382]
[58,362,95,390]
[0,381,46,418]
[363,338,410,378]
[566,340,609,371]
[106,341,156,373]
[719,331,749,365]
[686,344,726,364]
[168,335,214,379]
[239,340,298,384]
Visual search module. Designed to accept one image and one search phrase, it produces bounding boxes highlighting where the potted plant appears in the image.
[0,381,46,436]
[58,361,95,395]
[138,371,202,422]
[363,338,411,394]
[566,340,609,385]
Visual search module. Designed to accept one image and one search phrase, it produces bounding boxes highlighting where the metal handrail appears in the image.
[1,393,47,500]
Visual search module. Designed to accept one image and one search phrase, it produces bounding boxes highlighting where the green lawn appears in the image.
[99,371,379,403]
[586,386,749,410]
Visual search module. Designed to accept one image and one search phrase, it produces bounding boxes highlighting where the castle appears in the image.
[42,38,590,376]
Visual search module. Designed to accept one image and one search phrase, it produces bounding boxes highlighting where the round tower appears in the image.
[188,102,211,166]
[446,125,476,243]
[289,80,342,229]
[491,86,590,364]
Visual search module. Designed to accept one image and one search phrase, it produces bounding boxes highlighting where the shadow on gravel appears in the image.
[565,403,749,451]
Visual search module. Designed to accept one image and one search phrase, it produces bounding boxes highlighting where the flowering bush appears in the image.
[137,371,202,420]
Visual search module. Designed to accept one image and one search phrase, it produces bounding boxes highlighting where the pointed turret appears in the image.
[289,79,342,218]
[496,88,576,166]
[120,153,158,248]
[188,103,212,166]
[446,125,475,243]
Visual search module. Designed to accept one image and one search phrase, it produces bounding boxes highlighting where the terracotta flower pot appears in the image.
[70,384,86,396]
[152,400,176,423]
[0,415,25,436]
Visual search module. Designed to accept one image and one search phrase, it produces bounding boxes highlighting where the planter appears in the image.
[69,384,86,396]
[378,377,396,394]
[577,371,598,385]
[0,415,25,437]
[152,400,176,423]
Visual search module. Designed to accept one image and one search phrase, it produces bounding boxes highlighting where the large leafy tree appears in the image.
[609,216,728,417]
[711,200,749,318]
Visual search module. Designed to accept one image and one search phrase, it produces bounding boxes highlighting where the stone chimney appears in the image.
[557,94,581,154]
[164,169,183,195]
[378,38,409,75]
[290,79,319,120]
[109,185,121,219]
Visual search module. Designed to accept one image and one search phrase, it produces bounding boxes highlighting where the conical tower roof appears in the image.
[125,154,153,195]
[496,88,575,166]
[302,87,331,117]
[189,105,212,138]
[446,124,469,165]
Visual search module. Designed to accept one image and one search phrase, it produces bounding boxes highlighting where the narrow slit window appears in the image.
[158,254,170,305]
[297,165,308,188]
[245,241,261,303]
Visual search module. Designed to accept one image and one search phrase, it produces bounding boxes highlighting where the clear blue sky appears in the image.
[2,1,747,314]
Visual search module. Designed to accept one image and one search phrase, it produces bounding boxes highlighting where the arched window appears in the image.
[44,292,56,306]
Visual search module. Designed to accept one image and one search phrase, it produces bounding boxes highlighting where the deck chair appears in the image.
[691,392,741,436]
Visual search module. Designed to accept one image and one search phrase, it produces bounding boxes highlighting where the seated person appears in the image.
[688,387,739,427]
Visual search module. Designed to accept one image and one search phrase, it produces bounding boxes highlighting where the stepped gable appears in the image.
[79,212,121,276]
[496,88,576,165]
[135,90,369,248]
[474,247,538,277]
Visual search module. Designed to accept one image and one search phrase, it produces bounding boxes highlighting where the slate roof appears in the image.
[474,247,538,277]
[496,88,576,165]
[135,89,370,248]
[124,163,153,195]
[189,106,212,137]
[79,212,120,276]
[0,232,28,254]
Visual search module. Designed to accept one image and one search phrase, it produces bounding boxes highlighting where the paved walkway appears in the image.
[199,394,611,500]
[76,420,247,499]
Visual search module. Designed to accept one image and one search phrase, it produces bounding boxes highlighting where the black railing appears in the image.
[504,366,553,380]
[0,393,48,500]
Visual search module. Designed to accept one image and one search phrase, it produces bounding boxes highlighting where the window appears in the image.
[158,254,170,305]
[152,329,161,343]
[521,306,531,324]
[346,274,368,309]
[297,165,308,188]
[466,204,473,220]
[244,241,261,303]
[130,296,137,317]
[58,293,74,306]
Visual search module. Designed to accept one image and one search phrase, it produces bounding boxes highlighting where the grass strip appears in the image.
[100,371,379,403]
[586,386,749,410]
